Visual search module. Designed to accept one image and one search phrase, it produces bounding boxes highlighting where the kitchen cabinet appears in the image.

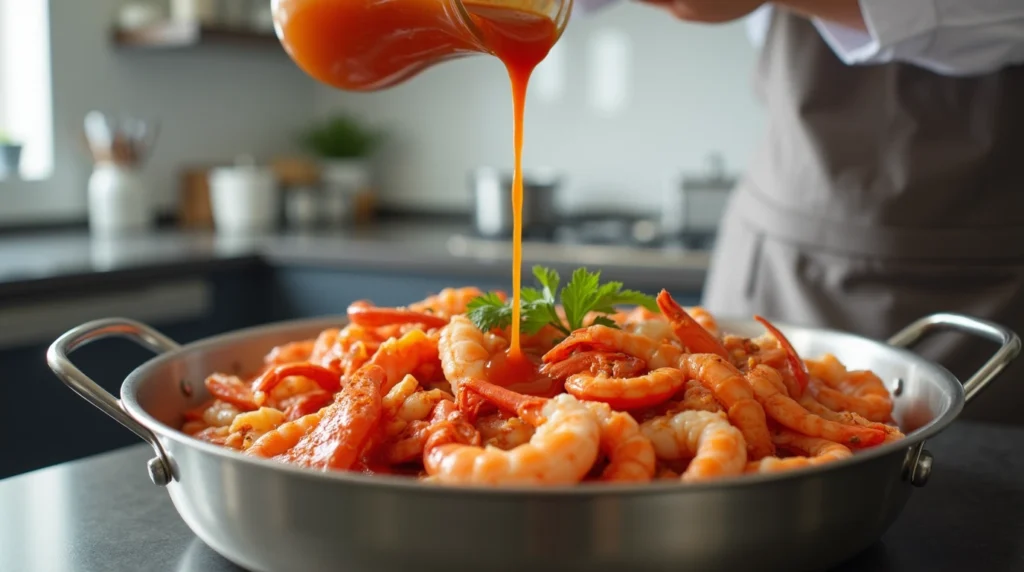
[0,265,271,479]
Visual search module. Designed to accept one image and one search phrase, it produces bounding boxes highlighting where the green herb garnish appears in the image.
[466,266,658,337]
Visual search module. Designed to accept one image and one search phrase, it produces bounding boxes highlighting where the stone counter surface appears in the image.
[1,422,1021,571]
[0,223,711,297]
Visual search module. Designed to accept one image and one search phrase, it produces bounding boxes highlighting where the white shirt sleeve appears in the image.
[813,0,1024,76]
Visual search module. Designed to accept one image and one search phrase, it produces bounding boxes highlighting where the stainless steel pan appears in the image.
[47,313,1020,572]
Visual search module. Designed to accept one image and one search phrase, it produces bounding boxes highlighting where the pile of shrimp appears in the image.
[181,286,904,485]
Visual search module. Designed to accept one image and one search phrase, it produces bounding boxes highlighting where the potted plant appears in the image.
[0,129,23,178]
[300,113,380,182]
[298,113,382,224]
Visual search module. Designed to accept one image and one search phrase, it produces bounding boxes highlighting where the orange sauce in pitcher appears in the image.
[276,0,560,365]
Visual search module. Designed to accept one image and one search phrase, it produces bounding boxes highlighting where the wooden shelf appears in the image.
[112,21,282,50]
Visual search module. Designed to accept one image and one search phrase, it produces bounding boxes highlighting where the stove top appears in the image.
[465,215,718,250]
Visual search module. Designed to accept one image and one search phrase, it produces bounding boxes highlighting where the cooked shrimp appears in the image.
[424,383,600,485]
[799,393,904,443]
[806,355,894,422]
[753,315,810,397]
[563,368,687,410]
[686,306,720,337]
[378,397,478,466]
[193,426,245,449]
[542,327,689,409]
[199,399,243,427]
[746,429,852,473]
[745,365,885,448]
[280,391,333,422]
[347,300,449,329]
[263,339,315,365]
[656,290,729,358]
[616,306,679,344]
[438,315,508,413]
[204,374,257,411]
[475,413,535,450]
[541,351,647,380]
[681,353,775,460]
[542,325,683,368]
[678,378,724,413]
[245,411,324,458]
[397,388,452,423]
[229,407,287,449]
[277,365,386,471]
[367,329,441,394]
[251,363,342,406]
[408,287,490,319]
[639,410,747,482]
[584,401,656,482]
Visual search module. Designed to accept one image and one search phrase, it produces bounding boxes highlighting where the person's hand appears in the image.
[638,0,766,23]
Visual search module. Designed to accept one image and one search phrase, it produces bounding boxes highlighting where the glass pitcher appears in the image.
[271,0,574,91]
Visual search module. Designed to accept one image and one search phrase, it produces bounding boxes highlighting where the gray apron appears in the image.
[702,10,1024,425]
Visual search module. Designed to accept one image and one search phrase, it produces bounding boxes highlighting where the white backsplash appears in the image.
[314,2,766,216]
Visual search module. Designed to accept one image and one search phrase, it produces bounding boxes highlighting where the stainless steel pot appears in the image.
[47,313,1020,572]
[469,167,561,238]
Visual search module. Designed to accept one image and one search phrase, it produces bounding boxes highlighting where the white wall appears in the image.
[313,2,766,214]
[0,0,317,225]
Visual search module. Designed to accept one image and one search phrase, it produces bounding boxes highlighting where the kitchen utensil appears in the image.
[46,313,1020,572]
[662,153,736,239]
[88,163,151,236]
[83,112,159,236]
[470,167,561,238]
[83,111,159,168]
[208,157,279,235]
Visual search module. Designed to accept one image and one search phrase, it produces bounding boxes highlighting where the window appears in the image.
[0,0,54,180]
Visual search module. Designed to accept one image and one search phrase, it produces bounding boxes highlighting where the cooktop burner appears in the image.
[470,214,717,250]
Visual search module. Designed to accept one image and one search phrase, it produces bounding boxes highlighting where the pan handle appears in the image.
[46,318,180,487]
[888,313,1020,488]
[887,312,1021,403]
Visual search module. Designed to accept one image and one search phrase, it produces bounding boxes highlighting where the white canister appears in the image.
[208,163,279,235]
[87,164,152,236]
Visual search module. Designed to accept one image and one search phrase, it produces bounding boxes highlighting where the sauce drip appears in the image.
[485,350,561,397]
[462,3,558,358]
[276,0,560,362]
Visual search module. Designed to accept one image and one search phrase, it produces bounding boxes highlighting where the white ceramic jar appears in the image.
[87,163,152,236]
[208,161,279,235]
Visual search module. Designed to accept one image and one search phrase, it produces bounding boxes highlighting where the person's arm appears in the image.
[777,0,1024,76]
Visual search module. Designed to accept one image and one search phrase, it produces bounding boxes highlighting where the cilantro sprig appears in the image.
[466,266,659,336]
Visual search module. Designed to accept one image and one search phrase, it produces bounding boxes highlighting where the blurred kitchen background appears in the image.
[0,0,762,478]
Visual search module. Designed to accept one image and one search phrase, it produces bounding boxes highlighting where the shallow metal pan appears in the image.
[47,313,1020,572]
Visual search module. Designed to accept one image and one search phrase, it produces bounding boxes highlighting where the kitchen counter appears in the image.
[0,222,711,298]
[1,421,1021,572]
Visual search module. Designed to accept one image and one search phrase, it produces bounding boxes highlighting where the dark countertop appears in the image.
[1,421,1021,572]
[0,223,711,297]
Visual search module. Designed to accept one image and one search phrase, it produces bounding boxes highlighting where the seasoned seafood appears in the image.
[181,279,902,486]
